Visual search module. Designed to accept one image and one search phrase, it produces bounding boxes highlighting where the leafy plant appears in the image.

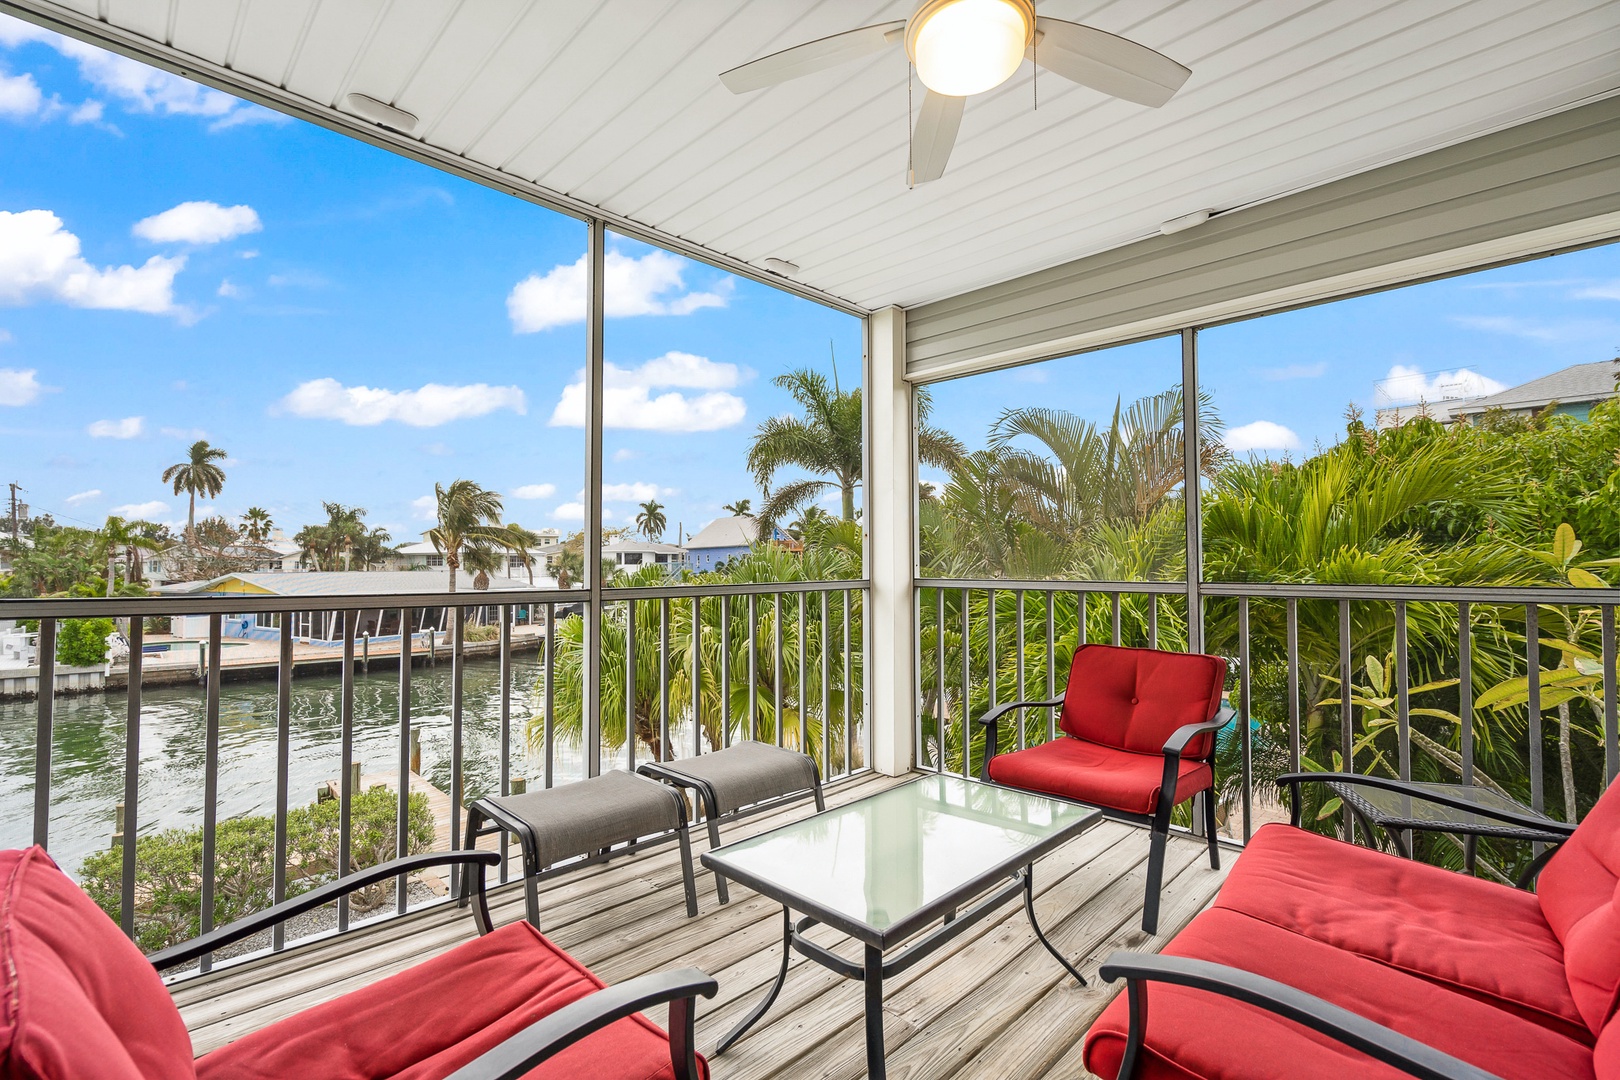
[56,617,115,667]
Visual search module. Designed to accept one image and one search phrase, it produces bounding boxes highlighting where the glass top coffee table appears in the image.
[702,773,1102,1079]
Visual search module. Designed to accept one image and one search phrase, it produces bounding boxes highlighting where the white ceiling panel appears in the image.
[9,0,1618,311]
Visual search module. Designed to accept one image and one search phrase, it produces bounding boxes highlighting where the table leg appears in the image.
[1023,866,1086,986]
[715,906,793,1055]
[864,943,887,1080]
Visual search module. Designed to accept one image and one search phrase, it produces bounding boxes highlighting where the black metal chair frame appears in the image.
[637,756,825,905]
[459,790,700,929]
[147,850,717,1080]
[1279,772,1577,889]
[980,698,1236,934]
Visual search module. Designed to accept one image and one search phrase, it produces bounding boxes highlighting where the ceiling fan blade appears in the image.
[910,90,965,185]
[721,21,906,94]
[1029,18,1190,107]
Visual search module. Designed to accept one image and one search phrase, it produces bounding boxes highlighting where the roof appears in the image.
[1453,361,1619,415]
[23,3,1618,310]
[686,516,758,550]
[183,570,555,597]
[603,538,686,555]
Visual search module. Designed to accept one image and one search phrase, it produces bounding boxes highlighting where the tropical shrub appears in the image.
[56,617,115,667]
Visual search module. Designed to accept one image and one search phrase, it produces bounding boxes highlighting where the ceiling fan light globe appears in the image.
[907,0,1034,97]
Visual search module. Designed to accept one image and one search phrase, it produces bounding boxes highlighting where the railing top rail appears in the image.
[1200,581,1618,605]
[606,579,868,600]
[914,578,1186,595]
[0,589,577,619]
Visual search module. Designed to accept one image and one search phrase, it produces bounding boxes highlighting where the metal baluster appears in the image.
[338,612,355,931]
[200,613,222,972]
[449,608,464,896]
[721,595,732,748]
[1603,606,1617,785]
[1395,601,1411,782]
[987,589,998,765]
[397,608,414,906]
[1015,591,1026,750]
[1526,604,1542,820]
[1111,592,1122,646]
[1077,591,1088,647]
[660,598,670,758]
[1149,593,1159,650]
[913,586,924,772]
[1239,597,1252,842]
[936,588,947,770]
[498,606,512,881]
[1286,598,1300,774]
[693,596,703,757]
[31,618,55,849]
[274,615,293,947]
[119,618,143,939]
[961,588,971,779]
[626,601,637,773]
[820,590,830,775]
[543,602,555,788]
[843,589,853,777]
[1459,602,1474,785]
[797,592,807,752]
[1338,599,1353,844]
[1045,592,1056,743]
[746,594,757,744]
[774,593,784,748]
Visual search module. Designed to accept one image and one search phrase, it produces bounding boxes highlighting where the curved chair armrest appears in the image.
[1161,706,1237,761]
[1275,772,1575,836]
[976,695,1066,781]
[1098,951,1503,1080]
[445,967,719,1080]
[148,850,500,971]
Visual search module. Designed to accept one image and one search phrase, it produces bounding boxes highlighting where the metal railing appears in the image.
[916,577,1617,878]
[3,579,868,974]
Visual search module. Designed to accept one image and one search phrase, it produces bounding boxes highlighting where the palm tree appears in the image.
[241,507,273,543]
[722,499,753,517]
[425,480,512,593]
[747,369,961,529]
[96,516,163,595]
[293,503,369,571]
[161,440,228,538]
[504,524,547,585]
[460,542,504,591]
[635,499,667,542]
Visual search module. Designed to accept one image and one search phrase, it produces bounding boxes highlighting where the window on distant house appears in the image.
[426,554,445,568]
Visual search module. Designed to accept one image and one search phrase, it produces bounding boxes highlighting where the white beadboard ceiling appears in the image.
[11,0,1620,311]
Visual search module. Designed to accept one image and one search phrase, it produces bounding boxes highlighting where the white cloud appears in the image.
[550,351,748,433]
[64,488,100,505]
[0,17,282,130]
[160,425,207,440]
[134,201,261,245]
[507,250,733,333]
[411,495,437,521]
[511,483,557,499]
[0,69,41,117]
[0,209,185,315]
[553,501,584,521]
[276,378,527,427]
[1573,281,1620,301]
[602,481,670,502]
[1225,420,1300,453]
[1376,364,1507,405]
[1450,315,1619,344]
[612,448,638,462]
[0,366,41,405]
[88,416,143,438]
[68,99,102,124]
[1256,361,1328,381]
[111,500,168,519]
[217,278,241,298]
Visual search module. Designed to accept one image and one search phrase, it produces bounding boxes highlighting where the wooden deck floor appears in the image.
[171,771,1232,1079]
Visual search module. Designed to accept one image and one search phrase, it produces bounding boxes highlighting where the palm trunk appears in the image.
[841,479,855,521]
[187,490,196,538]
[446,551,458,592]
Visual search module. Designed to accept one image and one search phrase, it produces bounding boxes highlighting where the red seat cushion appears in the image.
[1538,779,1620,1039]
[196,920,707,1080]
[0,846,197,1080]
[1059,645,1226,758]
[1083,907,1596,1080]
[987,736,1212,816]
[1214,823,1585,1042]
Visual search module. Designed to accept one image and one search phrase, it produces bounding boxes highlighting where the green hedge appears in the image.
[81,786,436,954]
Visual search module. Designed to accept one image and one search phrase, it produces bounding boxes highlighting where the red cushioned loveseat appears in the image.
[0,845,715,1080]
[1083,771,1619,1080]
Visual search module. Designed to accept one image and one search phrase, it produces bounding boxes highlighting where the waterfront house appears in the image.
[396,528,563,580]
[683,515,793,572]
[602,537,686,572]
[1451,359,1620,423]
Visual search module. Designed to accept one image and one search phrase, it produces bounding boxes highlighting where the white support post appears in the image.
[868,306,915,775]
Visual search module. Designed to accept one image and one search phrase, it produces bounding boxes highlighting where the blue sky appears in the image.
[0,16,861,547]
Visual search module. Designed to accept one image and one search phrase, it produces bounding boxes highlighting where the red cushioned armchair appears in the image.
[979,643,1234,934]
[0,846,716,1080]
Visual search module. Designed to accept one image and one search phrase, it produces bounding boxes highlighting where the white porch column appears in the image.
[868,306,915,775]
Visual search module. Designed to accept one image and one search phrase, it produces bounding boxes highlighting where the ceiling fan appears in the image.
[720,0,1191,184]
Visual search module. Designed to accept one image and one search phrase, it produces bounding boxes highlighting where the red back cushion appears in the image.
[0,846,196,1080]
[1059,644,1227,757]
[1540,781,1620,1038]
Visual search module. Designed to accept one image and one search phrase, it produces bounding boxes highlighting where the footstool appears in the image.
[460,769,698,928]
[638,741,824,904]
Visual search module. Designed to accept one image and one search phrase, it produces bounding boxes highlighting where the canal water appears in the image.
[0,656,593,879]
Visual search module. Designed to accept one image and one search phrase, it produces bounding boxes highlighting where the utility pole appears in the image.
[7,482,20,540]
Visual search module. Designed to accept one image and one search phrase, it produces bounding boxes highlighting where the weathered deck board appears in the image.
[174,771,1231,1078]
